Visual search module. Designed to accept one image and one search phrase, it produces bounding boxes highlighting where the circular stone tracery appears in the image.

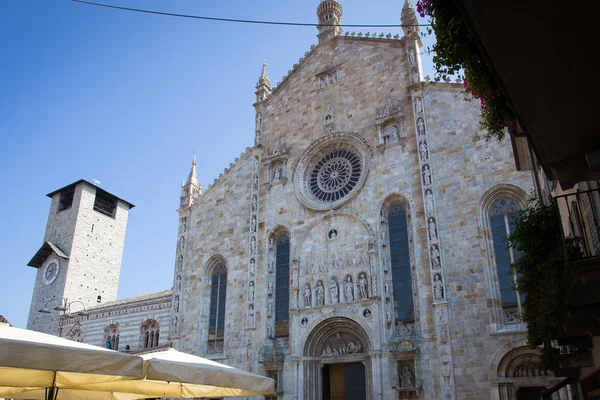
[295,132,370,211]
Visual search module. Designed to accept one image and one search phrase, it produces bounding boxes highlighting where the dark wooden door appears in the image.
[516,387,542,400]
[344,362,366,400]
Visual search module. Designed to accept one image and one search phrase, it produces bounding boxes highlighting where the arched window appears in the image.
[386,202,414,323]
[141,319,160,348]
[105,324,120,350]
[275,234,290,337]
[208,263,227,354]
[489,198,523,323]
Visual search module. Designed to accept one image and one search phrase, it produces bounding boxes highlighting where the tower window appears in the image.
[58,188,75,212]
[93,189,117,218]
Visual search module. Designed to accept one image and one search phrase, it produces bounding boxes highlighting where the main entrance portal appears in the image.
[322,362,366,400]
[303,317,373,400]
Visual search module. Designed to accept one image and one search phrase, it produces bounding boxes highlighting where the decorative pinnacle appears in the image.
[258,59,270,86]
[186,155,198,187]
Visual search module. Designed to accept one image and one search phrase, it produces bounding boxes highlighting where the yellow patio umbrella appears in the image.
[0,324,143,400]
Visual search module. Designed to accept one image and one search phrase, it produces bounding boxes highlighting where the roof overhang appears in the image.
[46,179,135,209]
[27,241,69,268]
[456,0,600,188]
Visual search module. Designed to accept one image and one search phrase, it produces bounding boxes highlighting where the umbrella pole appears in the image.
[46,372,59,400]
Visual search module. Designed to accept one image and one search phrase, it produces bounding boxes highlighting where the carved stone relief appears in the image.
[303,284,312,308]
[343,276,354,302]
[249,258,256,277]
[320,332,364,357]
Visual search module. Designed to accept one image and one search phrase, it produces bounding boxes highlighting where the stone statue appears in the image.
[381,229,386,242]
[358,273,368,299]
[176,276,182,291]
[431,245,440,268]
[415,97,423,113]
[251,215,256,232]
[412,71,419,84]
[433,274,443,299]
[247,305,254,326]
[248,281,255,301]
[303,284,312,307]
[425,191,435,213]
[252,195,257,211]
[274,168,280,181]
[316,281,324,306]
[268,280,274,293]
[390,125,399,140]
[255,130,261,145]
[344,276,354,302]
[330,280,339,303]
[401,365,415,388]
[172,316,178,333]
[179,236,185,252]
[250,236,257,254]
[268,258,274,273]
[249,258,255,277]
[419,141,428,160]
[408,49,416,65]
[180,218,187,233]
[417,118,425,135]
[254,157,259,172]
[174,296,179,313]
[256,113,262,126]
[428,217,438,240]
[178,255,183,270]
[423,165,431,186]
[253,175,259,190]
[386,312,392,323]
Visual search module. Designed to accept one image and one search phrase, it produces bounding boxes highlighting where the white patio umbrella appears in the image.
[74,348,276,398]
[0,324,143,400]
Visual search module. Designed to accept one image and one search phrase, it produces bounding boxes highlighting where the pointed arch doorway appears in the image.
[302,317,372,400]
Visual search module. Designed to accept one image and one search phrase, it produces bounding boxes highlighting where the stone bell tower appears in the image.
[26,180,134,335]
[317,0,343,44]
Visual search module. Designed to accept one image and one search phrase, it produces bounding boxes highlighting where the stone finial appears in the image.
[185,155,198,187]
[255,59,272,102]
[401,0,419,37]
[258,59,270,86]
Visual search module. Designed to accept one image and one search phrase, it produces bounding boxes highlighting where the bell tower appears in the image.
[317,0,343,44]
[26,180,134,335]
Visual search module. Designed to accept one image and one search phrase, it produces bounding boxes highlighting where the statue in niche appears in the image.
[268,258,274,273]
[344,276,354,302]
[267,302,273,314]
[176,275,182,291]
[250,237,257,254]
[330,280,339,303]
[425,190,435,213]
[400,365,415,388]
[174,295,180,313]
[303,284,312,307]
[441,366,451,384]
[267,325,273,338]
[417,118,426,135]
[247,305,254,326]
[431,245,441,268]
[256,113,262,127]
[253,175,259,190]
[268,280,274,293]
[273,167,280,181]
[423,165,432,186]
[415,97,423,113]
[178,255,183,270]
[328,74,335,84]
[251,215,256,233]
[358,273,369,299]
[419,140,429,160]
[316,281,324,306]
[381,229,386,242]
[382,254,388,271]
[428,217,438,240]
[319,77,326,88]
[440,328,448,343]
[433,274,444,299]
[180,218,187,233]
[254,157,259,172]
[252,195,257,212]
[255,130,261,145]
[390,125,399,141]
[408,49,416,65]
[179,237,185,252]
[412,71,419,84]
[249,258,256,277]
[386,312,393,324]
[171,316,178,333]
[248,281,255,301]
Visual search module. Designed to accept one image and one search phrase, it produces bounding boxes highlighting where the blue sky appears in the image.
[0,0,436,328]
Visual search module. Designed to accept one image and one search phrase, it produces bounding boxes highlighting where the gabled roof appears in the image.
[46,179,135,209]
[27,241,69,268]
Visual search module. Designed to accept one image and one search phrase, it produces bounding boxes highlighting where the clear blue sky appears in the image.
[0,0,436,328]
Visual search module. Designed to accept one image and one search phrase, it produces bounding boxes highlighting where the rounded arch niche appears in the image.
[304,316,372,357]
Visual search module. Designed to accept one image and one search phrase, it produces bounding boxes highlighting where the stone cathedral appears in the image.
[25,1,572,399]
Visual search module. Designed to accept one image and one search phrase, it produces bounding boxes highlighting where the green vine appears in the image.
[507,200,566,368]
[416,0,514,140]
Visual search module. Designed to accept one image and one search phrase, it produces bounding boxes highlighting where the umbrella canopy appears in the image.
[73,349,275,398]
[0,324,142,396]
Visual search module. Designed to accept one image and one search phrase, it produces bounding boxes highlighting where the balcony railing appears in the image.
[554,183,600,262]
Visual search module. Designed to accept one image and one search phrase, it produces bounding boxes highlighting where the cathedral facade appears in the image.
[25,1,572,399]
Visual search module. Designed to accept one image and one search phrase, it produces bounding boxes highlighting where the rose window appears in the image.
[295,133,370,210]
[310,149,362,202]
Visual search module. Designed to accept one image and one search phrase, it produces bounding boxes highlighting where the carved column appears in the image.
[410,86,456,399]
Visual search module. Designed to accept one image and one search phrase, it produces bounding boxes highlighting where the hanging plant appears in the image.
[507,201,566,368]
[416,0,514,140]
